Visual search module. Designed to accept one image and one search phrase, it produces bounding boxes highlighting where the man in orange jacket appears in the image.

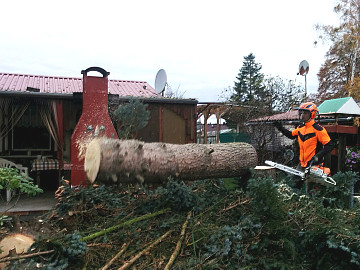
[274,102,332,175]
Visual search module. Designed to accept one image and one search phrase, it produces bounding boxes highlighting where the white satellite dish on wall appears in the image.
[298,60,309,76]
[155,69,167,95]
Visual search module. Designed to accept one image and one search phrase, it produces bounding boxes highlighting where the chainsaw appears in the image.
[265,160,336,186]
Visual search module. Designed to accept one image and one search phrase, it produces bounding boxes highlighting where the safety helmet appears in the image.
[298,102,318,120]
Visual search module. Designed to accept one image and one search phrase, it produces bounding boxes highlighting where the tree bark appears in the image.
[84,137,257,184]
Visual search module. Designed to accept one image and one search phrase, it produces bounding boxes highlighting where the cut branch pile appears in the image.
[1,172,360,269]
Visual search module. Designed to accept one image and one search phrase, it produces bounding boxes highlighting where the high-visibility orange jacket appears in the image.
[279,120,332,167]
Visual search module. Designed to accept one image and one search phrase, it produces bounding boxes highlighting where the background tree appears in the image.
[243,77,303,164]
[222,54,304,163]
[112,98,150,139]
[223,54,303,131]
[231,53,265,104]
[315,0,360,102]
[164,84,186,99]
[263,75,304,113]
[223,53,267,132]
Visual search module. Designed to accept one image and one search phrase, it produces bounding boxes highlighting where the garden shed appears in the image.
[318,97,360,172]
[0,68,197,190]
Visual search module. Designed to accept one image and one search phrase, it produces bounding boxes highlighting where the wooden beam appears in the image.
[325,125,358,134]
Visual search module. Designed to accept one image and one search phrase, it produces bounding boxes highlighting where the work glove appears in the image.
[306,155,319,168]
[273,121,283,131]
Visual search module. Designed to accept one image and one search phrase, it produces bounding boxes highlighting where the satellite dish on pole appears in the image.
[298,60,309,76]
[155,69,167,95]
[298,60,309,101]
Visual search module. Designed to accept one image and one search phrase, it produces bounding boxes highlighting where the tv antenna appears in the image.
[155,69,167,96]
[298,60,309,100]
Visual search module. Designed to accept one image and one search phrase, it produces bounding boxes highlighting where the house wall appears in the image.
[162,107,186,144]
[274,124,295,149]
[0,96,196,187]
[134,103,196,144]
[161,103,195,144]
[136,105,160,142]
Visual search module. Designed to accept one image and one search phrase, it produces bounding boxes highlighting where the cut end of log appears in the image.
[84,138,101,184]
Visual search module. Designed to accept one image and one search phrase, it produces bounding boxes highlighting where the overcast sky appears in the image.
[0,0,339,102]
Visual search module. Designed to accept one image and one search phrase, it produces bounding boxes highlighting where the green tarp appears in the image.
[219,132,251,143]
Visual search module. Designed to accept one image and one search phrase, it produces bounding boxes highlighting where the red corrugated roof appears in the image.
[0,72,161,98]
[249,101,360,122]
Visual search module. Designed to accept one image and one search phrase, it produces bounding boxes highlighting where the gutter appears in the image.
[0,90,74,99]
[0,91,198,104]
[115,96,198,105]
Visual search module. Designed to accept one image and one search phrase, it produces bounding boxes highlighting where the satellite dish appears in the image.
[298,60,309,76]
[155,69,167,94]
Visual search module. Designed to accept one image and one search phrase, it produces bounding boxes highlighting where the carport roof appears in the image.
[318,97,360,115]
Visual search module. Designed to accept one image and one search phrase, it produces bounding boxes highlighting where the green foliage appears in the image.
[53,180,126,218]
[202,218,262,268]
[232,53,265,104]
[224,54,304,131]
[140,179,202,213]
[224,53,268,130]
[314,0,360,101]
[5,177,360,269]
[0,167,43,227]
[8,232,87,269]
[0,167,42,196]
[345,144,360,171]
[308,171,359,209]
[247,176,288,226]
[112,97,150,139]
[214,175,360,269]
[62,232,88,257]
[294,203,360,269]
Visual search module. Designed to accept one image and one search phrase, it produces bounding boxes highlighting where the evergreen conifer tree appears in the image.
[112,98,150,139]
[232,53,265,104]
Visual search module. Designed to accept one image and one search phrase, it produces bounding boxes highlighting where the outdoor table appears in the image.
[32,158,59,171]
[32,158,59,186]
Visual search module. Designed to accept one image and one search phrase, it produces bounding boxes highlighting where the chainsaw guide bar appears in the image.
[265,160,336,186]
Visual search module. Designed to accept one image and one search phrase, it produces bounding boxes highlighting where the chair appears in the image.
[0,158,29,202]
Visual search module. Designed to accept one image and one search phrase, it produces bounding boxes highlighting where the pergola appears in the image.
[196,102,242,143]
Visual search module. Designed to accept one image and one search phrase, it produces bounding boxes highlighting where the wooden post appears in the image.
[204,109,209,144]
[338,135,346,172]
[159,106,163,142]
[325,151,331,169]
[216,107,220,143]
[56,100,63,186]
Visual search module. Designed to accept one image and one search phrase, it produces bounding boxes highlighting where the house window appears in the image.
[12,104,51,150]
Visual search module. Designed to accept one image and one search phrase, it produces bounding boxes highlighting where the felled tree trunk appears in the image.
[85,137,257,185]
